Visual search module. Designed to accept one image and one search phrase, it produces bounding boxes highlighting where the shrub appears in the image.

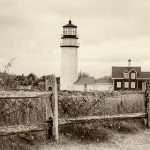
[101,120,139,133]
[0,132,47,150]
[58,91,144,118]
[59,123,109,142]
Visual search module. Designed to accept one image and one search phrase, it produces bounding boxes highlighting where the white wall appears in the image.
[74,84,84,91]
[60,47,78,90]
[74,84,93,91]
[93,83,113,91]
[74,83,113,91]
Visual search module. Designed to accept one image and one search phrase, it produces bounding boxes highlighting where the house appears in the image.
[93,79,113,91]
[112,59,150,91]
[74,76,113,91]
[74,77,94,91]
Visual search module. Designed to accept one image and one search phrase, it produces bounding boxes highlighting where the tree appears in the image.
[98,75,112,80]
[0,58,17,90]
[78,71,90,78]
[27,73,38,85]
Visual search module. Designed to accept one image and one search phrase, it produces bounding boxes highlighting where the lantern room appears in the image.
[62,20,78,39]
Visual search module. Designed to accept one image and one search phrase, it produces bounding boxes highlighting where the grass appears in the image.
[59,119,144,143]
[59,91,145,117]
[59,123,109,142]
[0,120,144,150]
[35,129,150,150]
[0,131,48,150]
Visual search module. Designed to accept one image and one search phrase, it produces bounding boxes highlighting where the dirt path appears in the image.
[34,130,150,150]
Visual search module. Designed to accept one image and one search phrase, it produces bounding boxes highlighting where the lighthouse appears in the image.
[60,20,79,90]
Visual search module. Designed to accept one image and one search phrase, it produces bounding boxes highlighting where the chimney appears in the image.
[128,59,131,68]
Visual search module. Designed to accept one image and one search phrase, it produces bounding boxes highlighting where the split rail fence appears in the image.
[0,78,150,141]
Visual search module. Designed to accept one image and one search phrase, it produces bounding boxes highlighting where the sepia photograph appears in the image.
[0,0,150,149]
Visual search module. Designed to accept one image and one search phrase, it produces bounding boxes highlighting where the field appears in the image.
[33,129,150,150]
[59,91,144,117]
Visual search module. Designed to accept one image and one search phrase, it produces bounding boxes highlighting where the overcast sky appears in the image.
[0,0,150,78]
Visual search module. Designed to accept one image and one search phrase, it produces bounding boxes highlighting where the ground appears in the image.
[31,129,150,150]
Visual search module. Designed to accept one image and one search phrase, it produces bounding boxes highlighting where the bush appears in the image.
[0,132,47,150]
[58,91,144,118]
[59,123,109,142]
[101,120,139,133]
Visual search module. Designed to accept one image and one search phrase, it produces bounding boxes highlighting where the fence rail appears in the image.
[0,112,148,136]
[59,112,147,125]
[0,93,52,99]
[0,124,46,136]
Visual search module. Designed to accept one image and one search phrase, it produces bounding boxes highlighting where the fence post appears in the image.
[45,75,58,141]
[145,81,150,128]
[51,75,58,141]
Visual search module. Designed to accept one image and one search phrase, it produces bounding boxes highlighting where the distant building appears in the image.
[74,76,113,91]
[112,59,150,91]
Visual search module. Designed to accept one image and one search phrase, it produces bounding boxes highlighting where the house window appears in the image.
[131,82,135,88]
[124,82,129,88]
[131,73,136,79]
[117,82,121,88]
[124,73,129,79]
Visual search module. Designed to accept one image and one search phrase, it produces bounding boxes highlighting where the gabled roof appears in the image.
[74,77,95,85]
[138,72,150,79]
[95,79,113,84]
[112,66,141,78]
[74,77,113,85]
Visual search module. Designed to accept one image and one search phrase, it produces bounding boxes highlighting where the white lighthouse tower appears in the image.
[60,20,79,90]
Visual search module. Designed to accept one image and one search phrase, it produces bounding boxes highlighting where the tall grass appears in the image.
[59,91,144,118]
[0,91,47,126]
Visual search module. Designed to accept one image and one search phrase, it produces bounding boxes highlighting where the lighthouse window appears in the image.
[68,28,71,35]
[73,28,76,35]
[72,28,74,35]
[64,28,67,35]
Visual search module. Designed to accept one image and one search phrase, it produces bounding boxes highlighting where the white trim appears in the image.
[137,78,150,80]
[94,83,113,85]
[129,69,137,79]
[128,68,137,74]
[113,79,114,91]
[112,78,124,79]
[123,70,129,73]
[74,83,94,85]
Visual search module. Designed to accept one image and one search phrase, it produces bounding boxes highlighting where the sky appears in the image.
[0,0,150,78]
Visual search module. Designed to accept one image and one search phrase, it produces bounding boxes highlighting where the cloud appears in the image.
[0,0,150,77]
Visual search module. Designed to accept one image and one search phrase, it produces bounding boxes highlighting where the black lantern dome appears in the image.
[62,20,78,39]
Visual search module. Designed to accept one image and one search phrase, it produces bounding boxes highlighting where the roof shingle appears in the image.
[112,66,141,78]
[74,77,95,85]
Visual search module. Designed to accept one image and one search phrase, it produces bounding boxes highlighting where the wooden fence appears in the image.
[0,75,58,141]
[60,82,150,127]
[0,79,150,141]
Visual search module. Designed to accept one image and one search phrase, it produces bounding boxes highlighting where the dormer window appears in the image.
[124,71,129,79]
[131,73,136,79]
